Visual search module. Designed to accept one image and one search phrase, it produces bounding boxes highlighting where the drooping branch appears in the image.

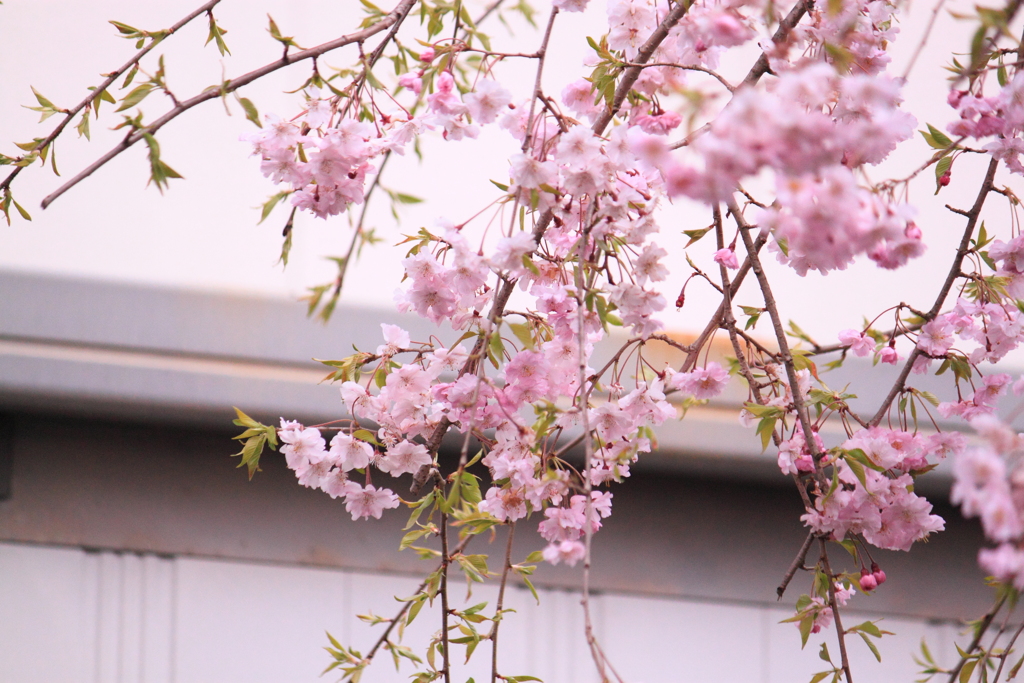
[416,0,694,475]
[39,0,418,209]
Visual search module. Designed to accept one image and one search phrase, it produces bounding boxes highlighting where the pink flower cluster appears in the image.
[800,427,954,551]
[948,74,1024,175]
[915,297,1024,371]
[663,63,920,275]
[244,75,513,220]
[278,420,400,520]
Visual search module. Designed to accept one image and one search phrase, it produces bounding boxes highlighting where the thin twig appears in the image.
[489,522,516,683]
[900,0,949,80]
[777,531,815,599]
[619,61,735,91]
[521,7,559,154]
[716,216,814,514]
[947,594,1008,683]
[40,0,417,209]
[731,200,826,481]
[1,0,223,196]
[992,620,1024,681]
[439,508,452,683]
[363,534,473,663]
[819,540,853,683]
[868,157,999,426]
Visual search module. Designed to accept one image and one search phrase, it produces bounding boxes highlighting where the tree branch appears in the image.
[868,157,999,426]
[489,522,516,683]
[40,0,418,209]
[819,540,853,683]
[1,0,223,196]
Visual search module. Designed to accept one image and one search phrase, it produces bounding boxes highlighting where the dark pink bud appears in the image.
[871,563,886,585]
[939,172,951,187]
[860,568,878,591]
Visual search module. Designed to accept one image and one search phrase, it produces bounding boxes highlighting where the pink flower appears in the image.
[479,486,527,522]
[378,440,431,475]
[979,544,1024,588]
[279,420,327,473]
[376,323,410,356]
[343,484,400,520]
[491,231,538,277]
[464,80,512,124]
[509,153,557,189]
[671,362,729,399]
[398,72,422,94]
[542,540,586,566]
[838,329,875,357]
[713,248,739,270]
[878,346,900,365]
[634,111,682,135]
[329,433,374,471]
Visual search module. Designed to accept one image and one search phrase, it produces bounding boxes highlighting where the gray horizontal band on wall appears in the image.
[0,269,993,486]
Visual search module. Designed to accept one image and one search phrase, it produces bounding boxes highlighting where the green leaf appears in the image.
[683,226,711,246]
[206,12,231,55]
[509,322,535,350]
[799,614,814,648]
[926,123,953,148]
[237,96,260,127]
[259,191,290,224]
[960,658,978,683]
[11,196,31,221]
[859,632,882,662]
[116,84,153,112]
[76,109,91,140]
[31,86,56,110]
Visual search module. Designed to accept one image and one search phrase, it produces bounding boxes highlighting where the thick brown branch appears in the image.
[40,0,417,209]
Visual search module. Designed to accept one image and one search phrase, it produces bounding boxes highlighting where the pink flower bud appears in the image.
[859,568,878,591]
[939,172,951,187]
[871,563,886,585]
[420,47,435,63]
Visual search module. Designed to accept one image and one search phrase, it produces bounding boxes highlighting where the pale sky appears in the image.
[0,0,1016,345]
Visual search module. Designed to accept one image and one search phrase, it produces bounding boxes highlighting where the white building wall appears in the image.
[0,542,967,683]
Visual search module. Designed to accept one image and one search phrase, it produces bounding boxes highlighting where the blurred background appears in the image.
[0,0,1012,681]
